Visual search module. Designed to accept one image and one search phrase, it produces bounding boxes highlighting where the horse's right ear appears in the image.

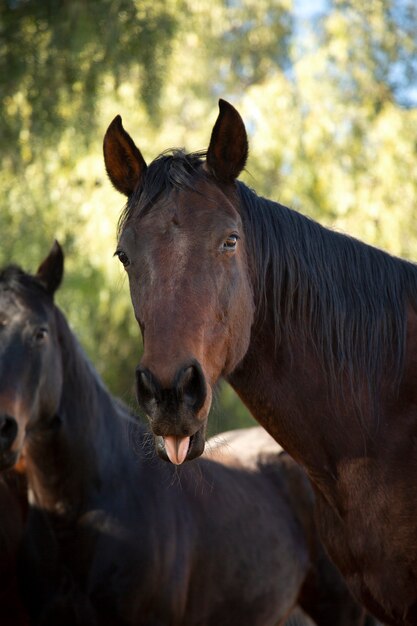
[206,99,248,183]
[103,115,147,197]
[36,240,64,297]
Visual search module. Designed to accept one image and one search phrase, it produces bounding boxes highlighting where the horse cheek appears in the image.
[224,275,255,375]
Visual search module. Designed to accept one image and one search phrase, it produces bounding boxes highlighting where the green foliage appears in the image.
[0,0,179,158]
[1,0,417,434]
[241,0,417,257]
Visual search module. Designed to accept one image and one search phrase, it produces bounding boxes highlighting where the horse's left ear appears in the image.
[206,99,248,183]
[36,240,64,296]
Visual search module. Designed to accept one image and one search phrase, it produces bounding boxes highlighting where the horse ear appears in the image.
[36,240,64,296]
[103,115,147,197]
[206,99,248,183]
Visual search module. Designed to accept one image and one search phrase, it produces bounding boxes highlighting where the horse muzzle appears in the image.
[136,360,209,464]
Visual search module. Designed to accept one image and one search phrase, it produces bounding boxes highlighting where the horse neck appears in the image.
[232,186,417,473]
[26,307,131,515]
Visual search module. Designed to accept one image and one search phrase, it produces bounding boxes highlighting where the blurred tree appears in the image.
[242,0,417,254]
[325,0,417,109]
[0,0,179,157]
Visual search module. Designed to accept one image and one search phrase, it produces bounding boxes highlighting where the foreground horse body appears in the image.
[104,100,417,625]
[0,245,365,625]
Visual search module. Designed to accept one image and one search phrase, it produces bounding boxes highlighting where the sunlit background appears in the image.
[1,0,417,434]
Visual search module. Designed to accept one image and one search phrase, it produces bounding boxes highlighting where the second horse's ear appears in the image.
[103,115,147,196]
[36,240,64,296]
[206,99,248,183]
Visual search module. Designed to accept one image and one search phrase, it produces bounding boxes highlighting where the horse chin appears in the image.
[154,426,206,464]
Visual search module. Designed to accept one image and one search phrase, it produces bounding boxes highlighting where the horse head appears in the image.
[104,101,255,464]
[0,242,64,470]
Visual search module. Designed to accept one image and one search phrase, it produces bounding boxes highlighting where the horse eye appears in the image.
[222,235,239,252]
[34,327,48,343]
[115,250,130,267]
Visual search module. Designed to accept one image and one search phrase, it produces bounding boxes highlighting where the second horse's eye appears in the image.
[34,327,48,344]
[222,235,239,252]
[115,250,130,267]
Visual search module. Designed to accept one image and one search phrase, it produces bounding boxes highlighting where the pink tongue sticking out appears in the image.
[163,436,190,465]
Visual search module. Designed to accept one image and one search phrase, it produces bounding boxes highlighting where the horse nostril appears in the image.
[178,366,194,392]
[136,362,207,417]
[136,367,160,407]
[0,415,18,452]
[176,363,207,413]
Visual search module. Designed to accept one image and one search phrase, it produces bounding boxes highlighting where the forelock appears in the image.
[118,149,207,235]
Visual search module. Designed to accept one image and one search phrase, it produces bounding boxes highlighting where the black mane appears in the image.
[237,181,417,414]
[51,302,143,482]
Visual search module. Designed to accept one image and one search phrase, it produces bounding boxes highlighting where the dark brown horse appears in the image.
[0,243,365,625]
[104,99,417,626]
